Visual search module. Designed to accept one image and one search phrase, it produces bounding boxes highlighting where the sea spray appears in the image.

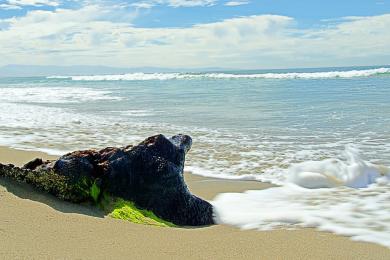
[287,145,388,188]
[212,146,390,248]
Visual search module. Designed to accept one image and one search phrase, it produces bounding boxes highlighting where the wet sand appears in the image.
[1,146,390,259]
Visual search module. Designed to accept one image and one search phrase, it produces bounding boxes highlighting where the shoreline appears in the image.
[1,146,390,259]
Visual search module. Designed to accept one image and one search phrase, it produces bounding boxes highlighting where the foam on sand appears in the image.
[212,146,390,248]
[47,67,390,81]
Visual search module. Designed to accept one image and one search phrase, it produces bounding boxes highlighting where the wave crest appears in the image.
[287,145,389,188]
[47,67,390,81]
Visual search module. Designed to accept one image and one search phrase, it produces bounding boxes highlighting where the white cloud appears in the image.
[131,2,154,9]
[6,0,60,7]
[0,5,389,69]
[0,0,59,10]
[165,0,216,7]
[132,0,217,8]
[225,1,249,6]
[0,3,22,9]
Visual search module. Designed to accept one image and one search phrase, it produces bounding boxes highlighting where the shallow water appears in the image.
[1,66,389,247]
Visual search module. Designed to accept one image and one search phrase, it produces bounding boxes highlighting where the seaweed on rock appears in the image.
[0,134,214,226]
[109,198,176,227]
[0,164,86,202]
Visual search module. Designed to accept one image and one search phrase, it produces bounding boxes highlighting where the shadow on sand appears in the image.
[0,177,105,218]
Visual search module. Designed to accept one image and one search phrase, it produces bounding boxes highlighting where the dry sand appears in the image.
[1,146,390,259]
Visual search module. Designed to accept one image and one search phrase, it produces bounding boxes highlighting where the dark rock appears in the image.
[0,134,214,226]
[0,163,84,202]
[23,158,44,170]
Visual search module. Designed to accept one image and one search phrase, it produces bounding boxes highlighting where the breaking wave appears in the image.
[212,146,390,248]
[47,67,390,81]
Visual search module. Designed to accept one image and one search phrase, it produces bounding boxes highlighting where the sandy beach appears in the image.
[1,146,390,259]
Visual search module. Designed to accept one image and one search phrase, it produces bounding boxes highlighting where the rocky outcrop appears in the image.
[0,134,214,226]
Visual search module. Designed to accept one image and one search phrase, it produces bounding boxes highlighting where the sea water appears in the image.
[1,66,389,247]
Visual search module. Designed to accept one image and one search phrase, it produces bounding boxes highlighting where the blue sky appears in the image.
[132,1,389,28]
[0,0,389,69]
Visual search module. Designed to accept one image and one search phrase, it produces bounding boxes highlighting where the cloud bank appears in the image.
[0,2,389,69]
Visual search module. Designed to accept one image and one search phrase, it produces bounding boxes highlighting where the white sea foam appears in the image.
[0,102,156,154]
[288,145,387,188]
[117,110,158,117]
[0,87,121,104]
[47,67,390,81]
[212,146,390,248]
[46,76,69,79]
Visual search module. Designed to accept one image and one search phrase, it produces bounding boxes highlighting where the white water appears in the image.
[47,67,390,81]
[212,146,390,248]
[288,145,388,189]
[0,87,121,103]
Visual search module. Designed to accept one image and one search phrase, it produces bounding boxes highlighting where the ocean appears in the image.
[1,66,389,247]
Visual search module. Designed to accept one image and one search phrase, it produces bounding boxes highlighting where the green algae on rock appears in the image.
[0,163,86,202]
[0,163,175,227]
[90,181,101,204]
[109,199,176,227]
[0,134,214,226]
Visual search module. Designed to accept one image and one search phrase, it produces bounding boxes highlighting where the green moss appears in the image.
[90,181,100,203]
[98,191,111,209]
[109,199,176,227]
[72,176,101,204]
[73,176,91,196]
[1,165,176,228]
[0,164,80,202]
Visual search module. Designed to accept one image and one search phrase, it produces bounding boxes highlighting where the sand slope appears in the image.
[1,147,390,259]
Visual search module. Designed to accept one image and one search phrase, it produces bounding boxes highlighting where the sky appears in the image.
[0,0,389,69]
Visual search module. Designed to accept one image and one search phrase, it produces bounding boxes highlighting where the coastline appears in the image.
[1,146,390,259]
